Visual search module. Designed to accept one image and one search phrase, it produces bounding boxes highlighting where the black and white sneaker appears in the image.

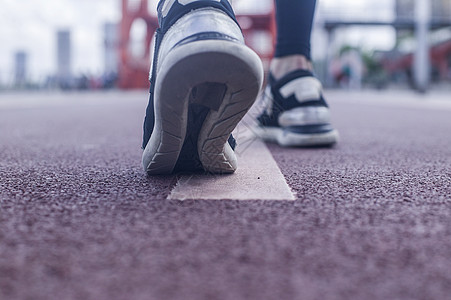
[142,0,264,175]
[255,70,338,147]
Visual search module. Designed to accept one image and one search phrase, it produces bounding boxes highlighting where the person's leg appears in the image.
[142,0,263,175]
[271,0,316,78]
[255,0,339,147]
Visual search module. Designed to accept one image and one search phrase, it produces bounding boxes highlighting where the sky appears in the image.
[0,0,395,84]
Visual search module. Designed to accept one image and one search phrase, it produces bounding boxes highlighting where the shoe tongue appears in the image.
[269,69,314,89]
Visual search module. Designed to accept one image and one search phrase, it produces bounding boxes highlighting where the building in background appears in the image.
[395,0,451,39]
[14,51,27,87]
[104,22,119,75]
[56,30,72,87]
[431,0,451,20]
[102,22,120,88]
[390,0,451,86]
[396,0,451,20]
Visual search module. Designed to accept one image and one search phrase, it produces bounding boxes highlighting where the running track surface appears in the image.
[1,90,450,300]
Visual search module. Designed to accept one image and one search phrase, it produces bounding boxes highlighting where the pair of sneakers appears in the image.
[142,0,338,175]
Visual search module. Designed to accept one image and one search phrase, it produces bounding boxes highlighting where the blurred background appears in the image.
[0,0,450,92]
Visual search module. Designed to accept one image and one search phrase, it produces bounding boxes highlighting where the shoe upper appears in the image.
[142,0,241,150]
[157,0,237,34]
[257,70,332,129]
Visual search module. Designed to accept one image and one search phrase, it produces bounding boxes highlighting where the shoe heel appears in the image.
[146,38,263,174]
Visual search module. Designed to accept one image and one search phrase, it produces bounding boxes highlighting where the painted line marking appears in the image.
[167,126,296,201]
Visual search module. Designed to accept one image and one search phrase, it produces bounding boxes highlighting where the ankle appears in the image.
[269,55,313,80]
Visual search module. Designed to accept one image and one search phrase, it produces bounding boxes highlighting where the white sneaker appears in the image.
[255,70,339,147]
[142,0,264,174]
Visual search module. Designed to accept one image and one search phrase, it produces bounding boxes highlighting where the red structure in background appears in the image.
[118,0,157,89]
[237,11,276,67]
[118,0,275,89]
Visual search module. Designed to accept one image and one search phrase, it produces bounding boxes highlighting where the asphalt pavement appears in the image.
[0,89,450,300]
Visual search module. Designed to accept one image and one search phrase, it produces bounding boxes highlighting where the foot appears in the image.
[255,69,339,147]
[142,0,264,175]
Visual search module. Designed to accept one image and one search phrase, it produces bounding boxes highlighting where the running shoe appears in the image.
[255,70,339,147]
[142,0,264,174]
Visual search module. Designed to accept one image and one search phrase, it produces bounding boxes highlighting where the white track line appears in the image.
[168,125,295,201]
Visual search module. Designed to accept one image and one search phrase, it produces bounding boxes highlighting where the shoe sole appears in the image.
[254,126,339,147]
[142,40,263,174]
